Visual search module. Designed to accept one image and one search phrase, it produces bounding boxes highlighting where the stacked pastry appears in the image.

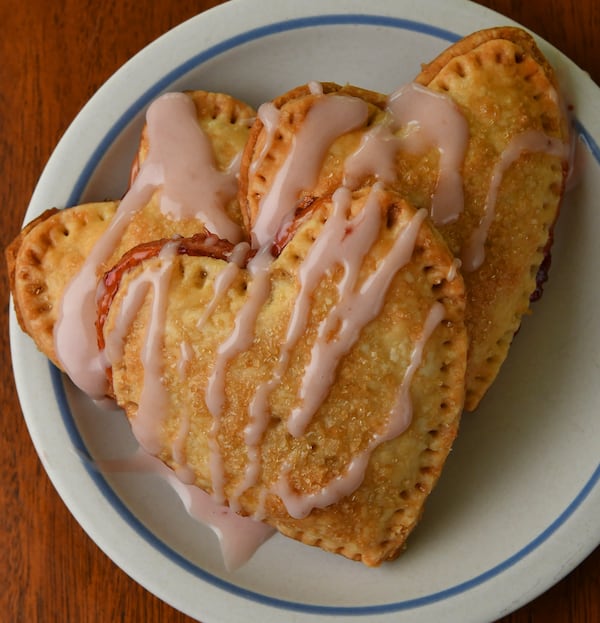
[7,27,570,567]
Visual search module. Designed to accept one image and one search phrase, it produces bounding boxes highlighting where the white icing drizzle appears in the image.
[251,94,369,248]
[177,340,195,378]
[274,301,446,519]
[461,129,570,271]
[54,92,244,399]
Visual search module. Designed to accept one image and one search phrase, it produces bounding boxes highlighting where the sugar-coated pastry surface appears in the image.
[101,186,466,566]
[414,26,570,410]
[7,90,255,399]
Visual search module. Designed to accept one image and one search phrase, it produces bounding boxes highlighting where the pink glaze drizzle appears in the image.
[249,102,281,177]
[251,94,369,248]
[274,301,446,519]
[54,92,244,399]
[146,93,243,241]
[287,186,427,438]
[461,129,570,271]
[231,184,382,505]
[204,91,448,518]
[387,83,469,225]
[343,123,402,190]
[204,245,273,503]
[195,242,250,331]
[78,81,570,568]
[103,241,178,454]
[343,83,469,225]
[172,340,196,484]
[228,185,429,512]
[99,448,274,571]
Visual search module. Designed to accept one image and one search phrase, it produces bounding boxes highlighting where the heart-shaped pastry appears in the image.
[99,184,467,566]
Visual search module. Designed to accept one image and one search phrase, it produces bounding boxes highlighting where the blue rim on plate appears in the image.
[45,13,600,617]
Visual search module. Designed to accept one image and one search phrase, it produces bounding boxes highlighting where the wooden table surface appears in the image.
[1,1,598,621]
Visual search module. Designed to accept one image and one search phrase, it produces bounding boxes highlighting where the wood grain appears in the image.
[1,1,598,621]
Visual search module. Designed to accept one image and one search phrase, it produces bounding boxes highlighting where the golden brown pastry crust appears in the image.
[240,29,569,411]
[104,186,467,566]
[5,27,571,567]
[7,202,118,367]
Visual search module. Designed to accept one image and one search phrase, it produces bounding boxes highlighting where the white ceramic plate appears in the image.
[10,1,600,622]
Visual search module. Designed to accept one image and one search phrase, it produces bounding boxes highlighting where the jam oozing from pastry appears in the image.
[55,93,246,399]
[97,232,240,352]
